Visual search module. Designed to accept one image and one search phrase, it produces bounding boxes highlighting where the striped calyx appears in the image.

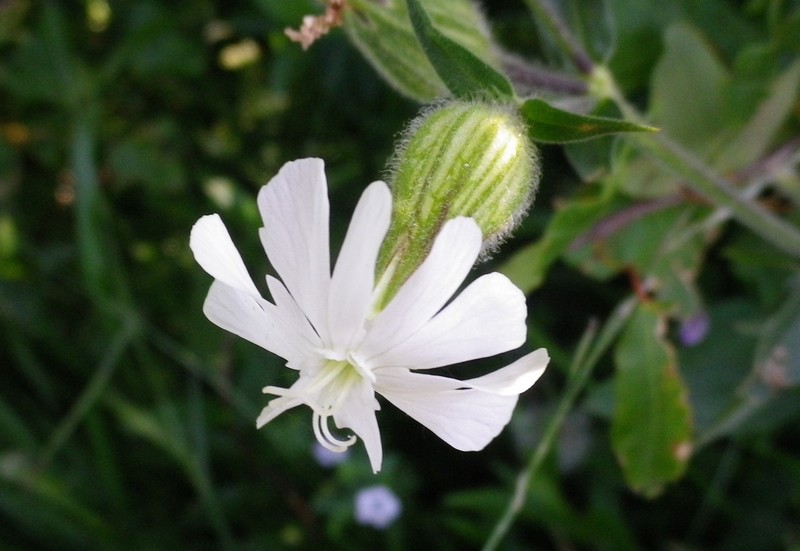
[342,0,498,102]
[374,100,540,307]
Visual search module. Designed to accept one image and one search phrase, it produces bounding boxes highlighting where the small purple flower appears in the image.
[354,485,402,529]
[679,312,711,347]
[312,441,350,468]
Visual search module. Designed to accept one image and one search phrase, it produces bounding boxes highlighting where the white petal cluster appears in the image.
[190,158,548,473]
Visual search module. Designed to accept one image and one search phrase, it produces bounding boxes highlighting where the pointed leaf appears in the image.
[406,0,514,100]
[612,304,693,498]
[521,99,656,143]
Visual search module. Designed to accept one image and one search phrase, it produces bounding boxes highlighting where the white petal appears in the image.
[266,275,323,364]
[327,182,392,352]
[258,158,331,340]
[365,273,527,369]
[376,368,518,452]
[360,217,482,358]
[190,214,259,296]
[256,395,304,428]
[203,280,288,356]
[333,379,383,473]
[464,349,549,395]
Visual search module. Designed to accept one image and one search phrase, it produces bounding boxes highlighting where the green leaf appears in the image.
[680,299,761,445]
[649,24,728,150]
[563,99,624,181]
[685,287,800,449]
[607,0,681,92]
[520,99,656,144]
[612,304,693,498]
[715,60,800,171]
[345,0,498,102]
[610,23,729,198]
[344,0,448,102]
[566,0,616,63]
[754,279,800,389]
[406,0,514,100]
[565,199,711,317]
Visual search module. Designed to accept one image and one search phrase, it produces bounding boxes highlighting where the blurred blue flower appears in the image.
[312,441,350,468]
[679,311,710,347]
[354,485,402,529]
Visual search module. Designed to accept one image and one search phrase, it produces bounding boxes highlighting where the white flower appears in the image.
[190,158,549,473]
[354,485,402,529]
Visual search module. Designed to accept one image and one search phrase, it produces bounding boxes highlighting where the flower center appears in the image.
[264,358,368,453]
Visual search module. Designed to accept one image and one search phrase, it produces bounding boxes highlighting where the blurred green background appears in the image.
[1,0,799,549]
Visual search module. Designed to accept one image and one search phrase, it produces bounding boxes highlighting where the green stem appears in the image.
[482,296,637,551]
[599,69,800,259]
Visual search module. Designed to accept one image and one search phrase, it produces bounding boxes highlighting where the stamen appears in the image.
[321,415,356,448]
[312,412,356,452]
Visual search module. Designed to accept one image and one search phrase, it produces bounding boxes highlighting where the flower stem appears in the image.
[482,296,637,551]
[604,77,800,258]
[501,54,588,96]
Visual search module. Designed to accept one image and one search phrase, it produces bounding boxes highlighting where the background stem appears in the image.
[606,80,800,258]
[482,297,637,551]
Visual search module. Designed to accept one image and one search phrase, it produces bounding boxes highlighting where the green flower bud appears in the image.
[343,0,498,102]
[375,100,540,306]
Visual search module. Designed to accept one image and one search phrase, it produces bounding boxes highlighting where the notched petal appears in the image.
[257,158,331,338]
[190,214,260,296]
[328,181,392,351]
[365,272,528,369]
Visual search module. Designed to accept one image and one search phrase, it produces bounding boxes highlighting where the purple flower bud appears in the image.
[354,485,402,529]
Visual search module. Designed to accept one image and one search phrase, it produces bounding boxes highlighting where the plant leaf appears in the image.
[406,0,514,100]
[521,98,656,143]
[499,190,621,294]
[612,303,693,498]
